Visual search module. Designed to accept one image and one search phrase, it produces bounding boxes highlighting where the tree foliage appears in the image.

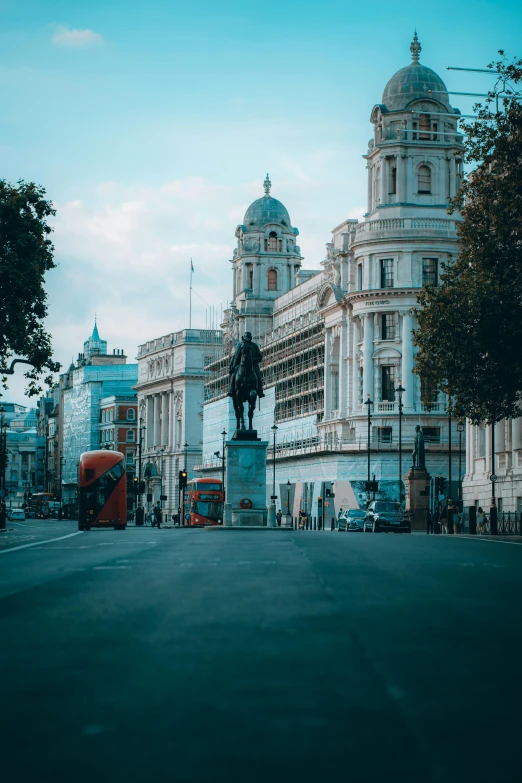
[0,180,60,396]
[414,53,522,425]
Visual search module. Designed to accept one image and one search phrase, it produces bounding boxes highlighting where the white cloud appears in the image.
[52,26,104,47]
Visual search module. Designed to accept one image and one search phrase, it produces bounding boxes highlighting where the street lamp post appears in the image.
[395,381,405,505]
[138,417,145,508]
[267,424,278,527]
[457,421,464,507]
[221,429,227,495]
[184,441,189,472]
[364,395,374,507]
[0,406,6,531]
[271,425,278,503]
[286,480,291,516]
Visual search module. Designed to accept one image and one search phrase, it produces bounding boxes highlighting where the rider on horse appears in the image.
[228,332,265,398]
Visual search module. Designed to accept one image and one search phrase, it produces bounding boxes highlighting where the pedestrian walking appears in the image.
[426,509,434,534]
[455,509,463,535]
[276,509,282,526]
[153,502,163,528]
[298,510,306,529]
[440,506,448,534]
[477,506,486,535]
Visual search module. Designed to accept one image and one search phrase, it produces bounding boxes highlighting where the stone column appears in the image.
[324,329,331,418]
[401,311,414,410]
[161,392,168,446]
[512,416,522,451]
[146,396,153,448]
[352,317,359,413]
[465,420,473,477]
[339,316,348,418]
[381,157,387,203]
[168,391,175,449]
[397,155,406,202]
[363,312,374,401]
[154,394,161,447]
[449,155,457,198]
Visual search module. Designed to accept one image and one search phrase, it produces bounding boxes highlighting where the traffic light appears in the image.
[325,487,331,498]
[179,470,188,490]
[439,477,447,495]
[133,476,139,493]
[138,481,146,494]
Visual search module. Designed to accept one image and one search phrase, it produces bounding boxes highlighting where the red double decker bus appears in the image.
[184,478,224,526]
[78,450,127,531]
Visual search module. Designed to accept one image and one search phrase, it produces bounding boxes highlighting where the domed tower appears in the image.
[231,175,303,337]
[365,31,464,216]
[347,34,464,426]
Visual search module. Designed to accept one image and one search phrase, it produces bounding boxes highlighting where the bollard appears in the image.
[468,506,477,535]
[306,517,309,530]
[314,516,317,531]
[489,505,498,535]
[331,517,334,531]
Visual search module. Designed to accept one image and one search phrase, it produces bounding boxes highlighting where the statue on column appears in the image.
[412,425,426,470]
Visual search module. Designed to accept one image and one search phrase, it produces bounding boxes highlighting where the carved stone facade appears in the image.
[135,328,222,518]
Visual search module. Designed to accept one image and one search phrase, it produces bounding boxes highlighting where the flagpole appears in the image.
[189,259,193,329]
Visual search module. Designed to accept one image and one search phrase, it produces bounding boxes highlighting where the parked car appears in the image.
[8,508,26,522]
[364,501,411,533]
[338,509,367,532]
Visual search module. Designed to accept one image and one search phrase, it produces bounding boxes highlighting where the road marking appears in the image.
[93,566,131,570]
[0,531,83,554]
[454,535,522,546]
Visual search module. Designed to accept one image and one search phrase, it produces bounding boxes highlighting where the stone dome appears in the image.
[242,175,292,229]
[382,33,451,112]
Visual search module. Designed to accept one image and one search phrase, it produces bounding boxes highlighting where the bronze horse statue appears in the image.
[230,341,258,430]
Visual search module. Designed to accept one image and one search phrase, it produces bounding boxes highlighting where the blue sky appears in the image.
[2,0,522,404]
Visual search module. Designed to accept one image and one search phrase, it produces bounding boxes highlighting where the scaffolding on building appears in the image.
[204,292,325,424]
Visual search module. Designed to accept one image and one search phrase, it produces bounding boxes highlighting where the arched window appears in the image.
[126,430,135,442]
[418,165,431,194]
[127,409,135,421]
[268,231,278,252]
[267,268,277,291]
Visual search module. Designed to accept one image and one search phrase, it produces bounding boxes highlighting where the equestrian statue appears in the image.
[228,332,264,431]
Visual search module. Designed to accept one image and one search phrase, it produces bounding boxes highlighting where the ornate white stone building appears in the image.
[202,35,466,515]
[135,329,222,517]
[464,420,522,513]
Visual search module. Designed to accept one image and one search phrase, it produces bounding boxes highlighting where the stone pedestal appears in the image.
[225,430,268,527]
[405,467,431,531]
[282,514,293,529]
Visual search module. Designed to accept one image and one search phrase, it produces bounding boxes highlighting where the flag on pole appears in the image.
[191,259,194,273]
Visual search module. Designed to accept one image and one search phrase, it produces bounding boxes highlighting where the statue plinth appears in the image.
[232,429,261,442]
[225,436,268,527]
[404,466,431,531]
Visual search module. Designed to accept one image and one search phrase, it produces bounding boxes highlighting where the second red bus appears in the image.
[184,478,224,526]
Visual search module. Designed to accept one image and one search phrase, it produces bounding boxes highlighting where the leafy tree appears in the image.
[0,180,60,396]
[414,53,522,425]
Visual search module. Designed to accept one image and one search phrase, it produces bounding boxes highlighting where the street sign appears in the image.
[491,474,497,482]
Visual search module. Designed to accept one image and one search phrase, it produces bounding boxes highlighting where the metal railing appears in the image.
[483,512,522,536]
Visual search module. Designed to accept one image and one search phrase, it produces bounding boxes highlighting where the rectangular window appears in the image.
[421,427,441,444]
[422,258,438,287]
[381,313,395,340]
[357,264,363,291]
[377,427,393,444]
[420,380,437,406]
[389,165,397,195]
[381,366,395,402]
[380,259,394,288]
[497,497,503,512]
[419,113,430,140]
[126,451,135,464]
[516,497,522,512]
[412,121,418,140]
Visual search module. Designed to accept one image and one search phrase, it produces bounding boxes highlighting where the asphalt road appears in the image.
[1,522,521,783]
